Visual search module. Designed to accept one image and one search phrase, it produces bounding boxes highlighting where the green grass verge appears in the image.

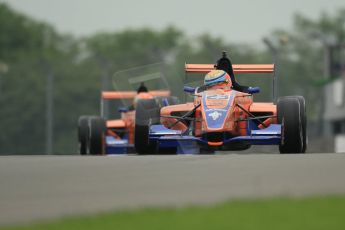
[2,195,345,230]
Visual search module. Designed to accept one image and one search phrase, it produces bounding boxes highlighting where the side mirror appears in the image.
[183,86,195,93]
[247,87,260,94]
[118,107,129,113]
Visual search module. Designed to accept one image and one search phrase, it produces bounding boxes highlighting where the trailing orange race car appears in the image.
[78,88,178,155]
[134,52,307,154]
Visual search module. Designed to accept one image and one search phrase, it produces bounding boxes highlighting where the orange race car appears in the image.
[78,88,178,155]
[134,52,307,154]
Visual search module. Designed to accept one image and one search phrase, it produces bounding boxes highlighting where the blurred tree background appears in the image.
[0,3,344,154]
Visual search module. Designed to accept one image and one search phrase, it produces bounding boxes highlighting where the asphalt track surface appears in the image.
[1,153,345,225]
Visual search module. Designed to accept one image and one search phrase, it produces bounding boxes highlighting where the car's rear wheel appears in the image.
[278,97,304,153]
[89,116,106,155]
[135,99,160,155]
[78,116,90,155]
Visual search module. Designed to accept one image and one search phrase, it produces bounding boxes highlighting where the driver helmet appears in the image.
[204,70,232,89]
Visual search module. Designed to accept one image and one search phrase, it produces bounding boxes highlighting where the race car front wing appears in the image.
[149,123,281,154]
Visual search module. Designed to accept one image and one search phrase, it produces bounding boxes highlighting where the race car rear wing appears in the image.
[100,90,171,118]
[185,64,275,74]
[102,90,170,99]
[184,63,277,102]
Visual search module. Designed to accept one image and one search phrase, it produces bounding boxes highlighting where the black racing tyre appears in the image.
[134,125,157,154]
[277,97,303,153]
[134,99,160,155]
[295,96,307,153]
[284,96,307,153]
[89,116,106,155]
[78,116,90,155]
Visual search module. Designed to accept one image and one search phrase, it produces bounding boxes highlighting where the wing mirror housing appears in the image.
[118,107,129,113]
[247,87,260,94]
[183,86,196,93]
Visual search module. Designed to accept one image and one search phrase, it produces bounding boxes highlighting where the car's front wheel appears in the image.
[277,97,304,153]
[134,99,160,155]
